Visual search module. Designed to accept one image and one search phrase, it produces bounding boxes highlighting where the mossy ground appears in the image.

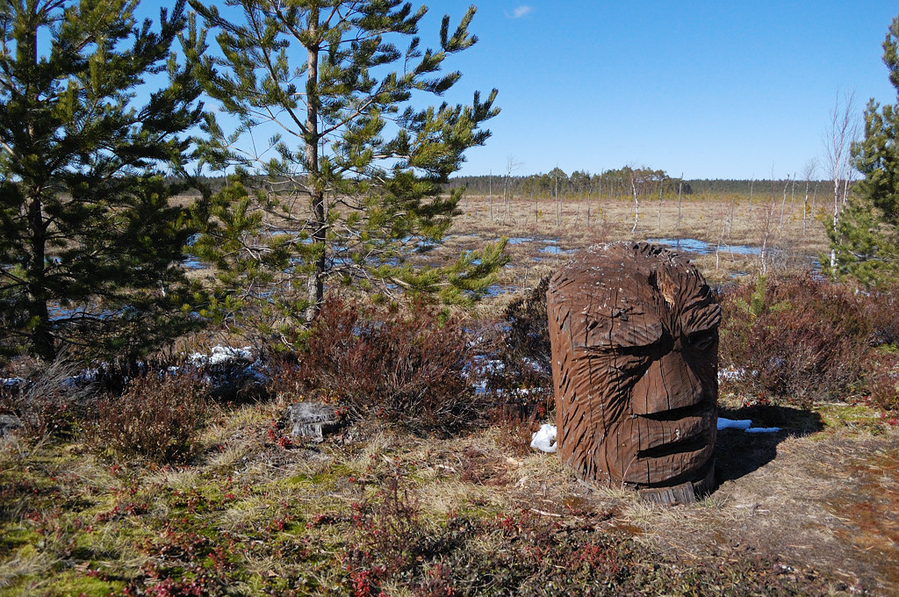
[2,395,897,596]
[3,195,897,595]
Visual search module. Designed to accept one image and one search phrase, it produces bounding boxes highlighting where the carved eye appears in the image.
[685,330,716,352]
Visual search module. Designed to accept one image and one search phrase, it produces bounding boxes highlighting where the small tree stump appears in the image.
[546,242,720,503]
[287,402,342,442]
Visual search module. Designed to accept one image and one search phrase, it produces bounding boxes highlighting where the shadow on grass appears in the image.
[714,403,824,484]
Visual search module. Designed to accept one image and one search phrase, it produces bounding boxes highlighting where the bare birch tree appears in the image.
[824,91,860,268]
[802,159,818,234]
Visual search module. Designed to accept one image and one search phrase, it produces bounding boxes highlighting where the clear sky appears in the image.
[413,1,899,180]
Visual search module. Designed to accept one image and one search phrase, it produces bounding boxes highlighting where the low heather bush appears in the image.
[862,290,899,347]
[865,352,899,413]
[86,371,209,464]
[288,298,481,436]
[346,475,461,595]
[484,276,554,424]
[718,275,899,405]
[0,355,91,442]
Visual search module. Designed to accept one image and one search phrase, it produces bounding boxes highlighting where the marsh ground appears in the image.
[2,193,898,595]
[2,395,897,595]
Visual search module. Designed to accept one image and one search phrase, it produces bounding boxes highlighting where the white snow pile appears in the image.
[188,345,254,367]
[184,346,269,400]
[717,417,780,434]
[718,367,748,381]
[530,423,557,453]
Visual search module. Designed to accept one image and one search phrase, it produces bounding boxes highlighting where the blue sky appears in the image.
[413,1,899,180]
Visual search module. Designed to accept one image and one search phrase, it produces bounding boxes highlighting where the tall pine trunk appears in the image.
[305,6,325,322]
[23,20,55,361]
[28,193,54,362]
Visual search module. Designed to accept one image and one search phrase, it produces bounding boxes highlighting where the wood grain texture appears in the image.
[547,242,720,495]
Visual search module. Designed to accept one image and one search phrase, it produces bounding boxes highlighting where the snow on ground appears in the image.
[718,418,780,433]
[188,345,254,367]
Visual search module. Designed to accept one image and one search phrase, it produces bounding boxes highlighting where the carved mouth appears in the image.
[634,401,715,451]
[636,435,710,460]
[624,437,716,488]
[619,402,717,487]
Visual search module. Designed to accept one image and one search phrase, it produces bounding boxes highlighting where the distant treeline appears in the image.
[447,168,824,199]
[177,171,824,199]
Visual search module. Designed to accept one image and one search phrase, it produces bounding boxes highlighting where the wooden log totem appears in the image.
[547,242,721,504]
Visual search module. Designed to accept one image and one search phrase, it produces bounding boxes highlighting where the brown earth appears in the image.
[441,195,898,594]
[482,406,899,595]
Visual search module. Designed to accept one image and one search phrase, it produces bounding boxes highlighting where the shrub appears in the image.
[86,371,209,464]
[346,475,458,592]
[0,354,91,442]
[862,290,899,347]
[866,352,899,413]
[497,275,552,380]
[484,276,554,423]
[719,275,872,404]
[289,297,480,436]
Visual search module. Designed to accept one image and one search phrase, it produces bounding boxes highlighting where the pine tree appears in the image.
[0,0,204,362]
[186,0,504,341]
[825,14,899,288]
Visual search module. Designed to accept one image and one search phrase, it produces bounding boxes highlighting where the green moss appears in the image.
[815,403,884,431]
[284,473,316,488]
[0,581,30,597]
[0,525,40,554]
[283,472,338,490]
[40,571,125,597]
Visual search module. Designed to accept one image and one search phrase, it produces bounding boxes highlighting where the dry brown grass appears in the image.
[625,427,899,594]
[440,193,829,299]
[3,393,897,594]
[4,189,885,594]
[180,188,827,304]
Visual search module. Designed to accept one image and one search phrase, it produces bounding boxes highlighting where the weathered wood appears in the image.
[547,242,720,501]
[287,402,342,442]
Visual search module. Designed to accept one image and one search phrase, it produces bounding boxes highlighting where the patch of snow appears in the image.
[64,368,100,387]
[530,423,557,453]
[189,345,253,367]
[1,377,23,388]
[521,357,549,374]
[467,357,504,394]
[718,417,780,433]
[718,368,747,381]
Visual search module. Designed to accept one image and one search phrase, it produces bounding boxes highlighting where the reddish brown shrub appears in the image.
[719,275,870,403]
[289,298,481,436]
[483,276,554,425]
[86,372,209,464]
[862,290,899,348]
[866,352,899,413]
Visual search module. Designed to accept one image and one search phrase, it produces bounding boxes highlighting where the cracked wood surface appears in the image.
[547,242,720,497]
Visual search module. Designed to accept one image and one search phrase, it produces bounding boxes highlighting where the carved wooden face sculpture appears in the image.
[547,242,720,494]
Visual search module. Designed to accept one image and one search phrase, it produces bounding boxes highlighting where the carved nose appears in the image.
[630,348,704,414]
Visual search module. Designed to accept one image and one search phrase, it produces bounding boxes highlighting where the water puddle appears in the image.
[539,244,569,255]
[646,238,762,256]
[183,257,205,270]
[483,284,516,297]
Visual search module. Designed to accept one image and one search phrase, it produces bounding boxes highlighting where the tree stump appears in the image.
[287,402,342,442]
[546,242,720,504]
